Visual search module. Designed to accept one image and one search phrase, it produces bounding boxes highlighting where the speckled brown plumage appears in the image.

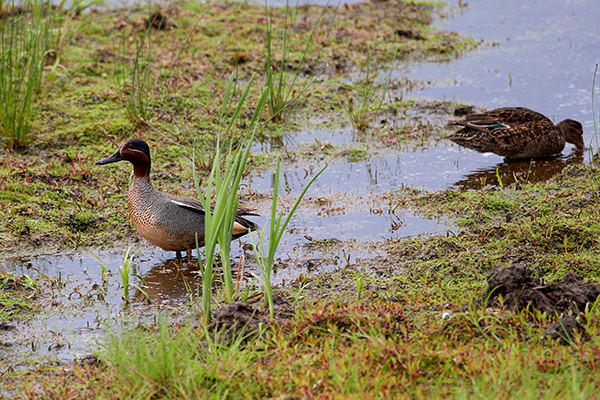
[445,107,584,160]
[96,139,257,258]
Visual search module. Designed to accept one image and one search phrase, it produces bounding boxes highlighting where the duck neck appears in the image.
[133,161,150,179]
[132,174,154,189]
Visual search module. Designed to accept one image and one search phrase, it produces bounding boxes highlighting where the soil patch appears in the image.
[482,263,600,343]
[206,293,294,345]
[484,263,600,315]
[544,316,587,344]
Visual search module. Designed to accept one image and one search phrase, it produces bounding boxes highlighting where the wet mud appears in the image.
[205,293,294,345]
[484,263,600,316]
[483,263,599,343]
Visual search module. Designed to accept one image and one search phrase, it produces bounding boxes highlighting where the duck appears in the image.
[96,139,257,258]
[445,107,584,160]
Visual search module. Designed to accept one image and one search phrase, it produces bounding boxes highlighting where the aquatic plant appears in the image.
[338,49,395,132]
[88,249,109,287]
[354,263,365,302]
[264,0,337,123]
[251,157,325,319]
[0,0,56,148]
[193,74,267,324]
[118,247,147,303]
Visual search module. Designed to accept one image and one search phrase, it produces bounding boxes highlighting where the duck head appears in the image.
[96,139,152,178]
[556,119,584,150]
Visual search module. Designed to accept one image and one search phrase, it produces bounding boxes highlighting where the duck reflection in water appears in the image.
[133,257,250,305]
[452,149,584,190]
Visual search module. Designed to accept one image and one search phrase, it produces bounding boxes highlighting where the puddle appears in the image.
[4,0,599,368]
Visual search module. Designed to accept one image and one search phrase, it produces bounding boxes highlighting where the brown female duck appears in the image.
[445,107,584,160]
[96,139,257,258]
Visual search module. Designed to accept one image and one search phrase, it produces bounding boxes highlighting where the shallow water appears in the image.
[251,0,599,194]
[4,0,599,366]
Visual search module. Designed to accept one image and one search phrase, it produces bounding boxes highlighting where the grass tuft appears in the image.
[0,0,56,148]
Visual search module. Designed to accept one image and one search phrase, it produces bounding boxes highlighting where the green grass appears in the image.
[0,0,56,149]
[338,49,395,132]
[12,296,600,398]
[0,271,37,322]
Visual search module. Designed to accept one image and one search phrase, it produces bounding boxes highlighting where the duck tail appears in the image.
[232,209,259,238]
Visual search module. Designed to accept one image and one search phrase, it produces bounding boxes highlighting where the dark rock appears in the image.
[75,354,104,369]
[0,321,16,331]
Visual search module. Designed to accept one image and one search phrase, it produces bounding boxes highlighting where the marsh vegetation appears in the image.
[2,0,600,398]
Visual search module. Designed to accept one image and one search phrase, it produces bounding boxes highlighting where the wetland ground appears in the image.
[2,0,600,398]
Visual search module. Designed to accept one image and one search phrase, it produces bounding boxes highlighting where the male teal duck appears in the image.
[96,139,257,258]
[445,107,584,160]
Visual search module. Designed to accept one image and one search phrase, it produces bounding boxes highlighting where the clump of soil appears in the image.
[484,263,600,315]
[544,316,587,344]
[206,294,294,345]
[482,263,600,343]
[207,301,267,346]
[75,355,104,370]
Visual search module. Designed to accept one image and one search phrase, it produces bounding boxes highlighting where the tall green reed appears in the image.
[264,0,337,123]
[251,158,325,319]
[193,74,268,324]
[0,0,56,149]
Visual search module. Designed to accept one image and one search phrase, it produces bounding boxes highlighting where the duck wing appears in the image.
[170,197,258,232]
[170,198,206,215]
[447,107,549,133]
[171,198,258,216]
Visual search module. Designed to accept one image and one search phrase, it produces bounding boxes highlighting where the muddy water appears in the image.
[4,0,599,366]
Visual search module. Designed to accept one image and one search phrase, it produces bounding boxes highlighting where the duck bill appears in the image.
[95,149,124,165]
